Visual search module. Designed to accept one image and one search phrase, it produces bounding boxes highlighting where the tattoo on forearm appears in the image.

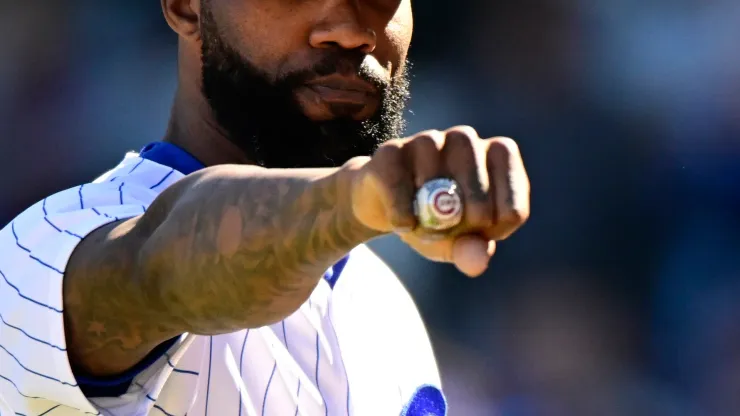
[64,166,378,376]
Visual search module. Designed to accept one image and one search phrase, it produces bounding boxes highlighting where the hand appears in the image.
[349,126,530,277]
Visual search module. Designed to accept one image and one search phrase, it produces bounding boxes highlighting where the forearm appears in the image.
[64,161,380,376]
[138,162,380,332]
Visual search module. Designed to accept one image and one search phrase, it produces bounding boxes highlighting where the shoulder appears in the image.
[0,154,190,414]
[9,153,184,226]
[0,152,186,318]
[2,154,185,262]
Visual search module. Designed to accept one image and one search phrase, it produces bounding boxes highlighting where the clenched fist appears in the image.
[349,126,530,277]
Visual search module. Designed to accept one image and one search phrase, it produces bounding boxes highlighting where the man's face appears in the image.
[199,0,413,168]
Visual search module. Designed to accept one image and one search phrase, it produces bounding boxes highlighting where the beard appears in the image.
[199,7,410,169]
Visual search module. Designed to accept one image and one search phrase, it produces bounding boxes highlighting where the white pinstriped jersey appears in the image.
[0,147,446,416]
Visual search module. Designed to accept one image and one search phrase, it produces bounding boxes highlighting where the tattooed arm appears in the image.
[63,161,379,377]
[63,128,532,380]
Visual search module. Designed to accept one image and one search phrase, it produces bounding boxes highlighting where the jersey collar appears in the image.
[139,142,205,175]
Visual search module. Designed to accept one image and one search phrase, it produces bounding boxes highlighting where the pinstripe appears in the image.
[78,185,85,209]
[28,255,63,274]
[39,404,60,415]
[0,344,77,386]
[0,268,62,312]
[261,363,277,416]
[315,332,327,416]
[153,405,176,416]
[283,320,304,416]
[0,311,65,350]
[238,330,249,416]
[128,159,145,174]
[11,223,30,252]
[294,381,302,416]
[204,337,214,416]
[150,169,175,190]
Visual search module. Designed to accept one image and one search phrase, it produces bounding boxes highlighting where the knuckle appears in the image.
[445,125,479,140]
[499,205,530,227]
[488,136,520,158]
[378,138,405,152]
[367,151,407,191]
[444,126,479,149]
[343,156,371,170]
[415,129,444,138]
[410,130,444,148]
[373,141,404,162]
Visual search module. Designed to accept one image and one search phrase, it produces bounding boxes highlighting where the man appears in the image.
[0,0,530,414]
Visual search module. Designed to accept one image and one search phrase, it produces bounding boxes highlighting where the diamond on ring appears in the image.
[414,178,463,231]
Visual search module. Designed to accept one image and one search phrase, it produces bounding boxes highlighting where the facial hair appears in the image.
[199,5,410,169]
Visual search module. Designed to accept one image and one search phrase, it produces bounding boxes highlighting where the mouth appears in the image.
[306,75,378,93]
[304,76,378,104]
[305,85,372,105]
[296,75,380,119]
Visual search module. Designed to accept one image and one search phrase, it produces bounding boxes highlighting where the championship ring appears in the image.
[414,178,463,231]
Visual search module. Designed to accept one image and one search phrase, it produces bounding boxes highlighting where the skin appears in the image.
[62,0,530,381]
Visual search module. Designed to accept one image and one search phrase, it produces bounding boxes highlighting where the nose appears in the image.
[309,3,377,53]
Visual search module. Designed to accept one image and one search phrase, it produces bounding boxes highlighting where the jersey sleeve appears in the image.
[331,245,447,416]
[0,179,186,415]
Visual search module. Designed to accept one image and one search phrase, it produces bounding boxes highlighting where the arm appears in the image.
[65,128,532,381]
[63,161,380,377]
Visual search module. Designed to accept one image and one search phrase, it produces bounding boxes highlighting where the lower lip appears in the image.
[306,85,373,105]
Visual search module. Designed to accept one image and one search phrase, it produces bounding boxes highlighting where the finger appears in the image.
[483,137,531,240]
[399,230,495,271]
[441,126,494,231]
[367,142,417,231]
[402,130,444,188]
[398,230,454,262]
[452,234,496,277]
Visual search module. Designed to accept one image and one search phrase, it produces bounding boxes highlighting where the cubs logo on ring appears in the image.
[414,178,463,231]
[431,188,461,218]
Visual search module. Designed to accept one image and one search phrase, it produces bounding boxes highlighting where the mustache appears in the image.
[279,50,389,91]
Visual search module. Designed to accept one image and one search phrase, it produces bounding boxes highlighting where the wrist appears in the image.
[334,157,385,242]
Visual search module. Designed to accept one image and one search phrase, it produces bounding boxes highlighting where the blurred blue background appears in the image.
[2,1,740,415]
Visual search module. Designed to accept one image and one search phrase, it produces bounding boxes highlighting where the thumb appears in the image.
[452,235,496,277]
